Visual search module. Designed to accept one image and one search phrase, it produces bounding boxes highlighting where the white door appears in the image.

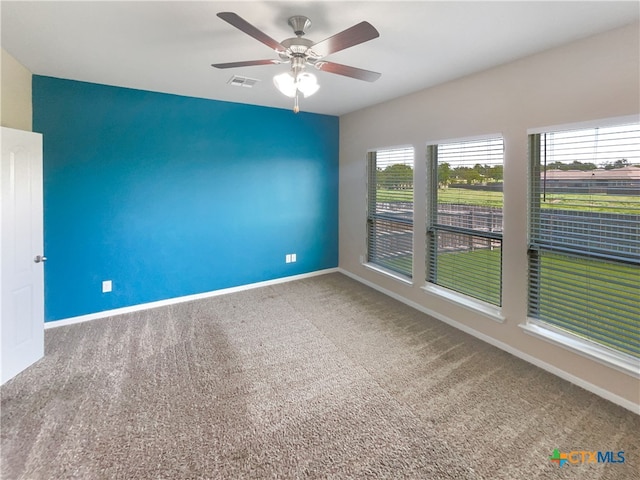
[1,127,44,385]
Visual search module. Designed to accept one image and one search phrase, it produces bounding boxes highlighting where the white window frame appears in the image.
[365,145,415,282]
[424,134,505,314]
[522,115,640,378]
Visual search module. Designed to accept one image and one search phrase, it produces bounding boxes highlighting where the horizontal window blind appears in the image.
[528,122,640,358]
[427,138,504,306]
[367,147,414,278]
[431,231,502,305]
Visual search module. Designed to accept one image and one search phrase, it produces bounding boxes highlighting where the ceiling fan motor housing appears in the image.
[279,37,319,63]
[288,15,311,36]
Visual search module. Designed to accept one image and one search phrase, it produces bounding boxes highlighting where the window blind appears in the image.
[367,147,414,278]
[427,138,504,306]
[528,122,640,358]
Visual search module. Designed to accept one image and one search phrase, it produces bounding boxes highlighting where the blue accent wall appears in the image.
[33,76,339,321]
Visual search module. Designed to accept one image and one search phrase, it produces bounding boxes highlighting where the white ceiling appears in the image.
[2,1,638,116]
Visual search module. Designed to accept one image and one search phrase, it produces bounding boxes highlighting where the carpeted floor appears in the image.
[1,273,638,479]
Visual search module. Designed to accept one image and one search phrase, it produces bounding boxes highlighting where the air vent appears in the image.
[227,75,260,88]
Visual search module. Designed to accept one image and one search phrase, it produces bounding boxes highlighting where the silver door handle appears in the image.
[34,255,47,263]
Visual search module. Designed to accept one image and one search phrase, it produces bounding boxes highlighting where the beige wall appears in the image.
[1,48,32,131]
[339,23,640,408]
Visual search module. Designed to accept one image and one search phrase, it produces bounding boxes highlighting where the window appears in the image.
[427,137,504,305]
[367,147,414,278]
[528,121,640,359]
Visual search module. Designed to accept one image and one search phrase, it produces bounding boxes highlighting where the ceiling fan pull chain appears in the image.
[294,91,300,114]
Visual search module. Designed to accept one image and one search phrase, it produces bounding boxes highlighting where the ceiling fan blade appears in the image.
[212,59,281,69]
[311,21,379,57]
[217,12,286,53]
[315,61,381,82]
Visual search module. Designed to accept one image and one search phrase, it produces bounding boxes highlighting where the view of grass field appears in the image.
[535,252,639,357]
[375,188,640,214]
[374,255,412,278]
[376,249,502,305]
[435,249,501,305]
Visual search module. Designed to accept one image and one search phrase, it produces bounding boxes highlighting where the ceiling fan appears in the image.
[212,12,381,113]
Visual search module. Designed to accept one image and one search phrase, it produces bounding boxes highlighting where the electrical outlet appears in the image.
[102,280,112,293]
[291,253,297,262]
[286,254,292,263]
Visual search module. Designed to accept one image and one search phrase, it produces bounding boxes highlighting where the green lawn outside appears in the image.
[534,252,639,357]
[374,255,412,278]
[435,248,502,305]
[375,188,640,214]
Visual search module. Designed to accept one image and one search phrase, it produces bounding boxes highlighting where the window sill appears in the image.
[362,262,413,286]
[421,283,505,323]
[520,320,640,379]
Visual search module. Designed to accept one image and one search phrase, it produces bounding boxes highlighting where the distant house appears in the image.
[543,166,640,193]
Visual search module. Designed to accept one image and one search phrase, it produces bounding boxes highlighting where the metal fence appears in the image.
[534,209,639,257]
[372,202,639,258]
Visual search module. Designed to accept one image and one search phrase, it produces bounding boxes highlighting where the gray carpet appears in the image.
[1,273,638,479]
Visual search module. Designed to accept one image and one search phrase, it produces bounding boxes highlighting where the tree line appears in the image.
[545,159,631,171]
[376,163,504,189]
[438,163,503,186]
[377,159,634,189]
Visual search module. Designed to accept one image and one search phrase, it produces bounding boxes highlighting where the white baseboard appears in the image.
[45,268,339,330]
[338,268,640,415]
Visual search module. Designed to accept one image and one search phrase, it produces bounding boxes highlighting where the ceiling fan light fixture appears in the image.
[296,72,319,97]
[273,71,297,97]
[273,71,319,99]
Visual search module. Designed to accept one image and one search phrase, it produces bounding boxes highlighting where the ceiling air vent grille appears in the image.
[227,75,260,88]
